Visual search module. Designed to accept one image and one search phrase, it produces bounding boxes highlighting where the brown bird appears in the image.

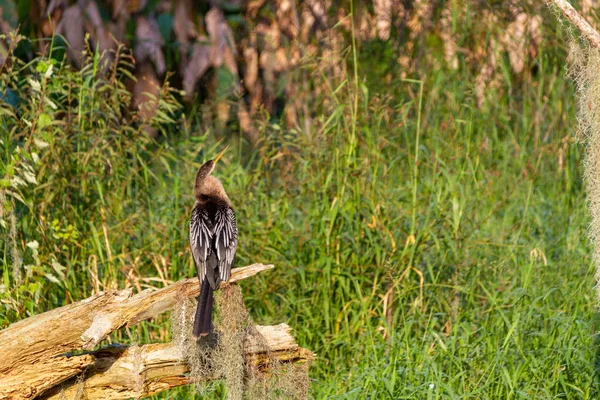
[190,147,238,339]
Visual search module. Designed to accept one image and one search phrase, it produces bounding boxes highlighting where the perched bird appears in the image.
[190,147,238,339]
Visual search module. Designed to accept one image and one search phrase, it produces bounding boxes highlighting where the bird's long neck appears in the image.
[195,175,231,206]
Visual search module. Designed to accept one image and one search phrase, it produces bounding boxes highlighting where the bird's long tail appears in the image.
[193,279,214,339]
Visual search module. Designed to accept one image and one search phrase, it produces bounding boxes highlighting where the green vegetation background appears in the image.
[1,8,598,400]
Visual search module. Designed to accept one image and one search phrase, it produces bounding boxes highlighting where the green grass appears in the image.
[0,20,598,399]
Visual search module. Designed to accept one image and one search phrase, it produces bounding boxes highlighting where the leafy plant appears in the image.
[0,35,181,323]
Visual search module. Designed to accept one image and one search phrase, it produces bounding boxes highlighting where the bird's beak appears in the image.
[213,146,229,165]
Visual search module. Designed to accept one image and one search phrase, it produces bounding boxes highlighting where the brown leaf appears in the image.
[46,0,66,16]
[475,39,500,107]
[134,16,166,75]
[133,62,161,137]
[305,0,329,27]
[182,40,212,97]
[407,0,432,40]
[501,13,542,74]
[108,0,129,19]
[173,0,196,46]
[274,47,288,72]
[80,0,114,54]
[438,4,458,70]
[56,5,85,68]
[276,0,300,39]
[581,0,600,19]
[109,15,127,43]
[128,0,148,13]
[237,102,259,145]
[41,0,66,37]
[205,7,237,74]
[247,0,267,18]
[358,9,375,41]
[242,33,259,92]
[373,0,392,40]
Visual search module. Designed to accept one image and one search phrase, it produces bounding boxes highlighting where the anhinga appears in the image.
[190,147,238,339]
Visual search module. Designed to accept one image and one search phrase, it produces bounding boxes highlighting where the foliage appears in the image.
[0,0,557,142]
[0,34,182,322]
[0,2,598,400]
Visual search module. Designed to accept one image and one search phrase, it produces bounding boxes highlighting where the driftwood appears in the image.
[0,263,313,399]
[39,324,312,399]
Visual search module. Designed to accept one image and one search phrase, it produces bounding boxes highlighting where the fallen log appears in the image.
[0,263,310,400]
[40,324,312,399]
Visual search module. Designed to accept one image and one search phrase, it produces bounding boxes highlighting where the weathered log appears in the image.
[0,355,96,400]
[0,264,274,399]
[40,324,312,400]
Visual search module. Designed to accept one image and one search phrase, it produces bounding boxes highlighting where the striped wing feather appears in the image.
[190,204,237,285]
[190,207,213,283]
[214,206,238,282]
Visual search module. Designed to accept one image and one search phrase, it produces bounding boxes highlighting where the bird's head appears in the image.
[194,146,229,200]
[196,146,228,179]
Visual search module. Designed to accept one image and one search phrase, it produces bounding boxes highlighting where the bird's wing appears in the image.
[214,206,238,282]
[190,206,213,282]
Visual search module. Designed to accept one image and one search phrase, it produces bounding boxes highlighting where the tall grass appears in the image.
[0,15,597,399]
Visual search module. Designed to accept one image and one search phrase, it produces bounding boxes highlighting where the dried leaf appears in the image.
[204,7,240,98]
[358,9,375,41]
[80,0,114,55]
[275,47,288,73]
[242,33,259,92]
[127,0,148,14]
[475,39,500,107]
[305,0,329,27]
[109,0,147,18]
[247,0,267,18]
[237,102,259,145]
[373,0,392,40]
[439,4,458,70]
[41,0,66,36]
[502,13,542,74]
[22,169,37,185]
[109,0,129,18]
[134,16,166,75]
[581,0,600,18]
[206,7,237,73]
[44,273,61,284]
[133,63,160,117]
[407,0,432,40]
[133,62,161,137]
[276,0,300,39]
[182,40,212,97]
[56,5,85,68]
[173,0,196,46]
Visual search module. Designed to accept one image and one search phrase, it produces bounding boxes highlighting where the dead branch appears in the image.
[549,0,600,49]
[0,355,96,400]
[40,324,312,400]
[0,263,274,399]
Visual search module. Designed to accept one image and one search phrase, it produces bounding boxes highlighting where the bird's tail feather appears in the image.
[193,279,214,339]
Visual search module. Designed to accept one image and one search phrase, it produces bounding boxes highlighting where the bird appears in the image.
[190,146,238,339]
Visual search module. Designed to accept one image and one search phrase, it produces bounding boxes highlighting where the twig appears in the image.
[549,0,600,49]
